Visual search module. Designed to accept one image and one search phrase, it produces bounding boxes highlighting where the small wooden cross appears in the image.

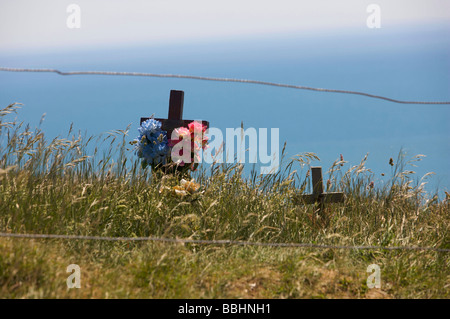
[294,167,344,214]
[140,90,209,138]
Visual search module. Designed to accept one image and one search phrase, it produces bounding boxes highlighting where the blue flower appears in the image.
[135,119,170,168]
[138,119,162,141]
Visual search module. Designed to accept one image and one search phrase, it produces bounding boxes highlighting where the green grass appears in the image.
[0,103,449,298]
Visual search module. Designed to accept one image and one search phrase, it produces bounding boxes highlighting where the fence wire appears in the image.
[0,232,448,253]
[1,67,449,105]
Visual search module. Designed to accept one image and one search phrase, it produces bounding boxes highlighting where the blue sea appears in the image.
[1,24,449,195]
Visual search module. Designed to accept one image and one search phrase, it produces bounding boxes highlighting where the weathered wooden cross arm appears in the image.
[294,167,345,207]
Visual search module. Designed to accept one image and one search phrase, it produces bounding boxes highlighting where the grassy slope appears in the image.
[0,103,449,298]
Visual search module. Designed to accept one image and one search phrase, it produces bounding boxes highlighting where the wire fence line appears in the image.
[1,67,450,105]
[0,232,448,253]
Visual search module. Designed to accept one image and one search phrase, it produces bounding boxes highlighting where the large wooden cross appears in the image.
[140,90,209,138]
[294,167,344,215]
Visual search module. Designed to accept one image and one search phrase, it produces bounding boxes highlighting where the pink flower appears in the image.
[175,127,190,138]
[168,127,190,147]
[188,121,206,134]
[169,122,209,166]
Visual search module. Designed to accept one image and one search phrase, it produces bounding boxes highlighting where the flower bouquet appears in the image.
[133,118,208,175]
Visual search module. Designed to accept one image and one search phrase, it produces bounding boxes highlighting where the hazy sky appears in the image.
[1,0,449,52]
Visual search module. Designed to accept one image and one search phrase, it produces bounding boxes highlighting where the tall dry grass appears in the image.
[0,103,448,298]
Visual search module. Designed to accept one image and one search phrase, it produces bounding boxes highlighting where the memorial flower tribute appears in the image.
[133,118,209,174]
